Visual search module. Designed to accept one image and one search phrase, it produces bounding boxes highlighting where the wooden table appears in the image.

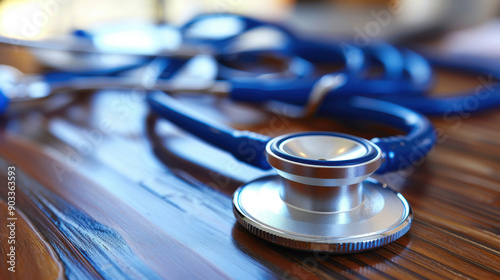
[0,46,499,280]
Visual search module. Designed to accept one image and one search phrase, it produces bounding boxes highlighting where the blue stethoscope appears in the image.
[1,13,499,253]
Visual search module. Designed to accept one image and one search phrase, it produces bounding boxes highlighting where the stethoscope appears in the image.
[146,82,435,253]
[1,13,499,253]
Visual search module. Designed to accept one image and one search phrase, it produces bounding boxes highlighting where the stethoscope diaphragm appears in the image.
[233,132,412,253]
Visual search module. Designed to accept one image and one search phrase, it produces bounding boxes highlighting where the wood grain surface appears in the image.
[0,47,499,279]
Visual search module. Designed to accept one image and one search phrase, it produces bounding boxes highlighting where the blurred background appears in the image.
[0,0,499,53]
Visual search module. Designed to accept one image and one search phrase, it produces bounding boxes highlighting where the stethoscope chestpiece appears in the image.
[233,132,412,253]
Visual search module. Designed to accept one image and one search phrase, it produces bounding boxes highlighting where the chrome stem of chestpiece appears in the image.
[233,132,413,253]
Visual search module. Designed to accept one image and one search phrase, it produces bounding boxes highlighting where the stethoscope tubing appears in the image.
[146,90,436,174]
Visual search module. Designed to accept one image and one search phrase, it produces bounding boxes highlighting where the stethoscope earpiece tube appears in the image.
[147,91,272,169]
[401,49,434,93]
[229,78,316,105]
[362,42,404,79]
[318,96,436,173]
[377,87,500,116]
[181,13,295,51]
[228,75,428,107]
[292,39,365,76]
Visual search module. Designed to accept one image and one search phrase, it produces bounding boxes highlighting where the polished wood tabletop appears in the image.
[0,44,499,280]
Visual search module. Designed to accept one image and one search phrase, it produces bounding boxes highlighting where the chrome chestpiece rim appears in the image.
[233,132,413,253]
